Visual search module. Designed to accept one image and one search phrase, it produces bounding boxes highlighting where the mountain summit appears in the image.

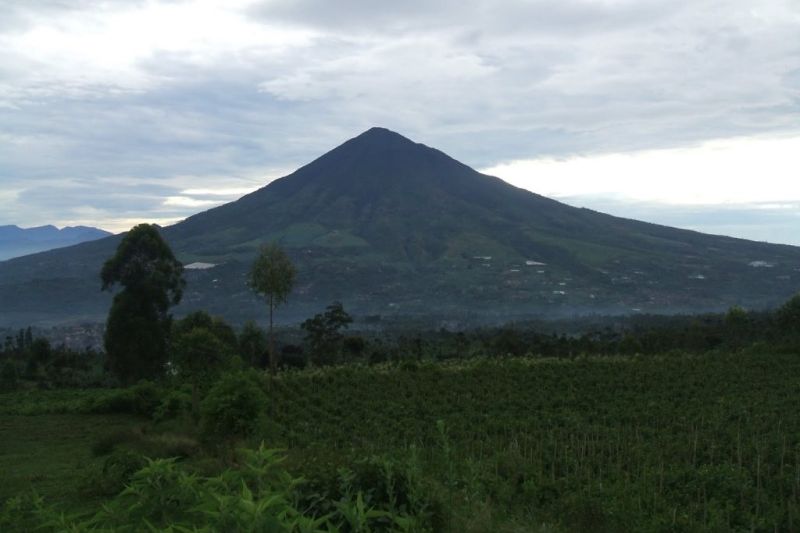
[2,128,799,325]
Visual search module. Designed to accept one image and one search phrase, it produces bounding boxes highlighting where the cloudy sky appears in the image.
[1,0,799,244]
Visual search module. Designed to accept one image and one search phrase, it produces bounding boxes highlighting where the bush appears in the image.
[83,449,147,497]
[153,386,192,422]
[200,370,267,442]
[87,381,163,417]
[0,361,18,392]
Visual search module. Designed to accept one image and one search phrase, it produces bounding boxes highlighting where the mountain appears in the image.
[1,127,799,326]
[0,225,112,261]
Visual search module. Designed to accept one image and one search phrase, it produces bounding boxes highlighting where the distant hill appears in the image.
[0,225,112,261]
[1,127,799,326]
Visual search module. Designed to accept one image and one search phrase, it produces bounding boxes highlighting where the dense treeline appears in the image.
[3,295,800,391]
[0,328,104,391]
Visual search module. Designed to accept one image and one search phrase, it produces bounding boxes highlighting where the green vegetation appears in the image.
[4,227,800,530]
[302,301,353,365]
[250,242,297,375]
[102,224,185,384]
[3,346,800,531]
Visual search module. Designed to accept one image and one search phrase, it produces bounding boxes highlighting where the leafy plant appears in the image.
[200,370,267,443]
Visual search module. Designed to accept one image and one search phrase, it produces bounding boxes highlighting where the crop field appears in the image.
[266,352,800,531]
[3,350,800,531]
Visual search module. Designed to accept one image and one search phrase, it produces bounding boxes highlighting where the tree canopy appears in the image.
[102,224,184,384]
[249,243,295,375]
[301,301,353,365]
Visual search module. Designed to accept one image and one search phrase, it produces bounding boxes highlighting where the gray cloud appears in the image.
[0,0,798,241]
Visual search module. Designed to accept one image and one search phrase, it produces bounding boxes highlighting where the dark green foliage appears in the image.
[104,291,173,382]
[29,338,51,364]
[239,320,268,368]
[153,385,193,422]
[172,327,229,380]
[0,360,18,391]
[343,335,367,358]
[1,445,429,532]
[93,449,148,496]
[5,346,800,531]
[777,293,800,336]
[173,310,238,354]
[172,326,230,419]
[86,380,162,417]
[200,370,267,441]
[302,301,353,365]
[102,224,184,384]
[263,352,800,531]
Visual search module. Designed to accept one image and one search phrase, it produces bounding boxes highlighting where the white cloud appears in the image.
[181,187,260,196]
[0,0,316,103]
[482,134,800,205]
[163,196,222,208]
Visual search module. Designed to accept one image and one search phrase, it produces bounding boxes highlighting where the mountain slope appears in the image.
[1,127,799,326]
[0,225,112,261]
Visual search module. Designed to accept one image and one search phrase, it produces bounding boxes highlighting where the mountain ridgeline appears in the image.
[0,225,111,261]
[1,127,799,326]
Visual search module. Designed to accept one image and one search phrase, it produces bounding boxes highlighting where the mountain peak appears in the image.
[342,126,426,153]
[355,126,411,141]
[258,126,476,199]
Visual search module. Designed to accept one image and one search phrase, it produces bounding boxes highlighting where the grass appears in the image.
[0,413,142,507]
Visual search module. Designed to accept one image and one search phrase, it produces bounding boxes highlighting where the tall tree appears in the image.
[249,243,295,376]
[101,224,184,384]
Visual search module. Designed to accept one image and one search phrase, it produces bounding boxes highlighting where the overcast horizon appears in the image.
[1,1,799,244]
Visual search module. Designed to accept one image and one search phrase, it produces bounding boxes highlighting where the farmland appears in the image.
[3,349,800,531]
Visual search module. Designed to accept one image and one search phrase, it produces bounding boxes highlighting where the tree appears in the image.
[239,321,268,368]
[301,301,353,365]
[173,328,229,420]
[777,294,800,339]
[173,311,238,354]
[249,244,296,376]
[101,224,184,384]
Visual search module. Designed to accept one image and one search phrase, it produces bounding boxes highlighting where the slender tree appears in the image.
[101,224,184,384]
[249,243,295,376]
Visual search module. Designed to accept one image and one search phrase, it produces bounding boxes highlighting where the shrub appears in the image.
[0,361,18,392]
[83,449,147,497]
[200,370,267,442]
[86,380,162,417]
[153,386,192,422]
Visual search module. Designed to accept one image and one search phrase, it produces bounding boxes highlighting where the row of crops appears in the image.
[262,352,800,531]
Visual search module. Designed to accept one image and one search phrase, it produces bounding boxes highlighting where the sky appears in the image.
[1,0,799,244]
